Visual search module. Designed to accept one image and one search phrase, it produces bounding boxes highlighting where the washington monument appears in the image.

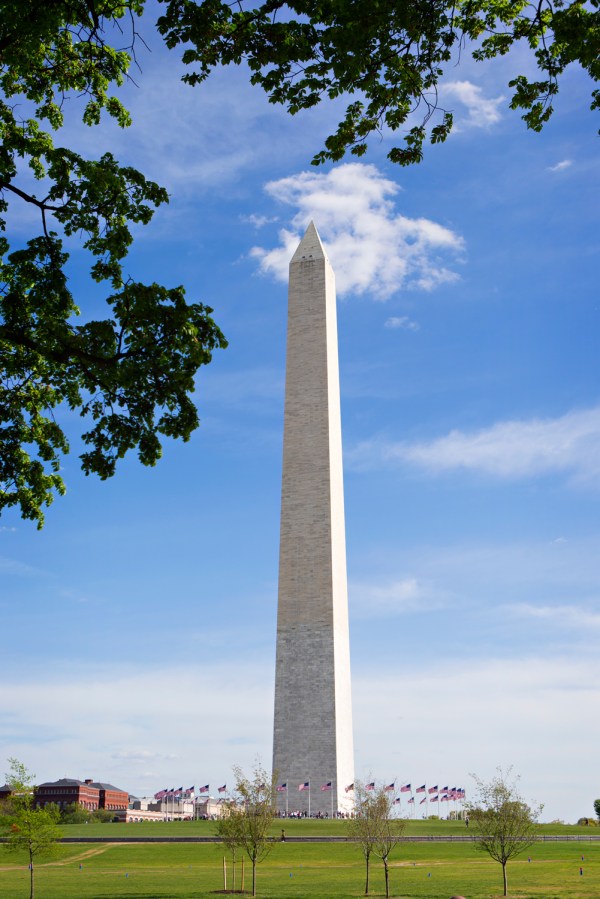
[273,222,354,817]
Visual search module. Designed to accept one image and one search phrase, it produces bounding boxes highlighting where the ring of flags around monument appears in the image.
[273,781,466,807]
[154,781,466,812]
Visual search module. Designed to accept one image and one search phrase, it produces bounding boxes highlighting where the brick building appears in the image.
[34,777,127,812]
[88,781,129,812]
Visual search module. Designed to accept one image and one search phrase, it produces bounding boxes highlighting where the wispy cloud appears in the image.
[349,405,600,484]
[384,316,420,332]
[0,556,40,576]
[548,159,573,173]
[243,214,279,228]
[250,164,464,298]
[353,654,600,822]
[439,80,504,130]
[111,749,178,763]
[350,577,444,618]
[506,603,600,630]
[0,660,273,795]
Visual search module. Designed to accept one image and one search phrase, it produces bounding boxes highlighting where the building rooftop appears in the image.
[89,782,127,793]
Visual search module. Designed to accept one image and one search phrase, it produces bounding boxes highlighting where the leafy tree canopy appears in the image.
[158,0,599,166]
[0,0,226,528]
[2,0,597,527]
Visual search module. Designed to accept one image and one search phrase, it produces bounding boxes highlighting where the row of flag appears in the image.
[276,782,466,799]
[154,782,466,801]
[373,784,466,801]
[154,785,228,800]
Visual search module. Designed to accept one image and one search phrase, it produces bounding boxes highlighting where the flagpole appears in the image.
[331,781,334,819]
[308,783,311,818]
[286,785,288,817]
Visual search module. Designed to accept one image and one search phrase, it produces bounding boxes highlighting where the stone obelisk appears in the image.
[273,222,354,817]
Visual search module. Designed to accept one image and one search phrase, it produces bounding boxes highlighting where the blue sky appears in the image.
[1,5,599,822]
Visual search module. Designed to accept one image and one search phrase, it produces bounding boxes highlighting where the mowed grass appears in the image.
[1,838,599,898]
[51,818,600,839]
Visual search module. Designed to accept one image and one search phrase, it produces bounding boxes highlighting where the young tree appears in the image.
[372,796,405,899]
[215,763,276,897]
[0,759,63,899]
[468,767,542,897]
[348,781,405,897]
[216,808,242,892]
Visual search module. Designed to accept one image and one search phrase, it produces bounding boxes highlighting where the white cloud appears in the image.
[0,660,273,796]
[507,603,600,630]
[250,164,464,298]
[384,316,420,331]
[440,80,505,129]
[350,577,445,618]
[350,405,600,484]
[243,214,279,228]
[351,536,600,628]
[548,159,573,173]
[111,749,178,762]
[353,654,600,822]
[0,556,40,576]
[2,641,598,822]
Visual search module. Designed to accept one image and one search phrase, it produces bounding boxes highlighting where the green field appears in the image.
[1,831,599,898]
[49,817,600,839]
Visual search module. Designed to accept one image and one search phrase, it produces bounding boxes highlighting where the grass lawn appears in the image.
[1,835,598,898]
[53,818,600,839]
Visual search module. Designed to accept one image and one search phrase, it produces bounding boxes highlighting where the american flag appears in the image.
[299,782,310,791]
[345,783,354,793]
[218,785,227,794]
[420,797,427,805]
[441,795,449,802]
[394,797,402,804]
[428,785,438,794]
[384,782,395,792]
[408,797,415,804]
[199,785,209,794]
[276,783,287,793]
[400,783,411,793]
[430,794,439,801]
[416,784,426,793]
[365,782,375,791]
[321,782,332,792]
